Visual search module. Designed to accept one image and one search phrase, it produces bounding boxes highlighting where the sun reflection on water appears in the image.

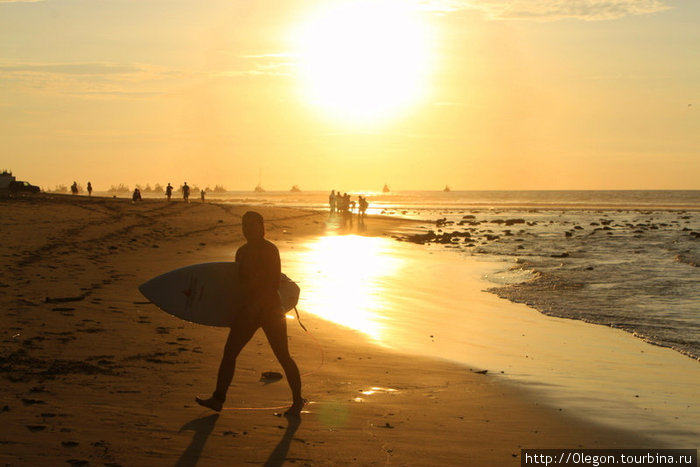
[286,235,402,341]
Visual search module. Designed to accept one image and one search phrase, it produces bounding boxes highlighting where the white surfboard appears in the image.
[138,262,300,327]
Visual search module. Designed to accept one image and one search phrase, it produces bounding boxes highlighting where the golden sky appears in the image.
[1,0,698,191]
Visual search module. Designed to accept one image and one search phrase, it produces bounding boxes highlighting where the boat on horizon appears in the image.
[290,185,301,192]
[443,185,451,192]
[254,168,265,193]
[382,183,390,193]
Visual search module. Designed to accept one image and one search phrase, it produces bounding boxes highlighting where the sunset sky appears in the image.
[1,0,698,191]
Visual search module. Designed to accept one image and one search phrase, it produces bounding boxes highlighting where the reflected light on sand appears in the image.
[292,235,401,341]
[360,387,398,396]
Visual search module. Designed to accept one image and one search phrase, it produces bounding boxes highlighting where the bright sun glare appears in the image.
[287,235,402,341]
[293,0,434,125]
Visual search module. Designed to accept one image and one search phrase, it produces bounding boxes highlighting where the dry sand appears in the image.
[1,194,656,466]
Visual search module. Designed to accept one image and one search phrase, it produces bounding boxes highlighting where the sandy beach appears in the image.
[0,194,672,466]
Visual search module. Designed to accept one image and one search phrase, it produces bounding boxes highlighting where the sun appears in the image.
[292,0,434,125]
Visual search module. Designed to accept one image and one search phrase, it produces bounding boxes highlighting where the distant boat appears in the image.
[382,183,390,193]
[290,185,301,192]
[443,185,451,192]
[254,168,265,192]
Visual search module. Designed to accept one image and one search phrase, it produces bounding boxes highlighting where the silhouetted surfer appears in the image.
[196,211,304,416]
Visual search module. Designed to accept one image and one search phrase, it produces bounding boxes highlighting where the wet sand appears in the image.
[283,237,700,448]
[1,194,659,466]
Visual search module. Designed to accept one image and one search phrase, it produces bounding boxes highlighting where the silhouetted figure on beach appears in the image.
[329,190,337,213]
[166,183,173,201]
[338,192,348,213]
[359,196,368,218]
[201,190,206,202]
[182,182,190,203]
[132,187,142,203]
[71,181,78,195]
[87,182,93,197]
[196,211,304,416]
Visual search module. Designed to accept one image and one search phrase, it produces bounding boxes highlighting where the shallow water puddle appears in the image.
[354,386,398,403]
[360,387,398,396]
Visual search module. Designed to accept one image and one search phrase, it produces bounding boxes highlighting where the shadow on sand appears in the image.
[174,413,301,467]
[263,415,302,467]
[175,413,220,467]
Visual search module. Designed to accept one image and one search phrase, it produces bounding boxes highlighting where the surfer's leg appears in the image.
[262,315,304,415]
[216,321,259,399]
[197,319,258,411]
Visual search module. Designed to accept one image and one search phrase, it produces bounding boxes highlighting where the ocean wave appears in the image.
[393,206,700,362]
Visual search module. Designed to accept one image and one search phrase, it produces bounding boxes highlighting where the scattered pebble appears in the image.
[26,425,47,432]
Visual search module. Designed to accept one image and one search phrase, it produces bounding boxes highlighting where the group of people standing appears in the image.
[69,181,202,203]
[328,190,368,217]
[164,182,190,202]
[128,181,204,204]
[164,182,205,203]
[71,181,93,196]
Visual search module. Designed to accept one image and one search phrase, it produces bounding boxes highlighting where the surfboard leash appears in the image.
[293,306,308,332]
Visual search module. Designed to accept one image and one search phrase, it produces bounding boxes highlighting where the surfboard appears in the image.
[138,262,300,327]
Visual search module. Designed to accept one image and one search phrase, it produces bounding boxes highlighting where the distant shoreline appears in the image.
[24,190,700,212]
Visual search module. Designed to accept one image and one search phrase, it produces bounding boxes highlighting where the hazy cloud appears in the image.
[218,54,295,78]
[0,63,145,75]
[419,0,671,20]
[0,61,180,99]
[240,53,295,60]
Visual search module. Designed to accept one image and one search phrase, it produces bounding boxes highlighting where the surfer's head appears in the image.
[242,211,265,242]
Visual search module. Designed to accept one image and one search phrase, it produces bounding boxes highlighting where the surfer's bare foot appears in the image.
[284,398,306,418]
[195,395,223,412]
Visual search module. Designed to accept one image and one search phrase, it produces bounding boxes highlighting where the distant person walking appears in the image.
[340,193,350,213]
[132,187,142,203]
[87,182,93,197]
[359,196,368,218]
[182,182,190,203]
[329,190,337,213]
[71,181,78,195]
[201,190,206,203]
[166,183,173,201]
[196,211,304,417]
